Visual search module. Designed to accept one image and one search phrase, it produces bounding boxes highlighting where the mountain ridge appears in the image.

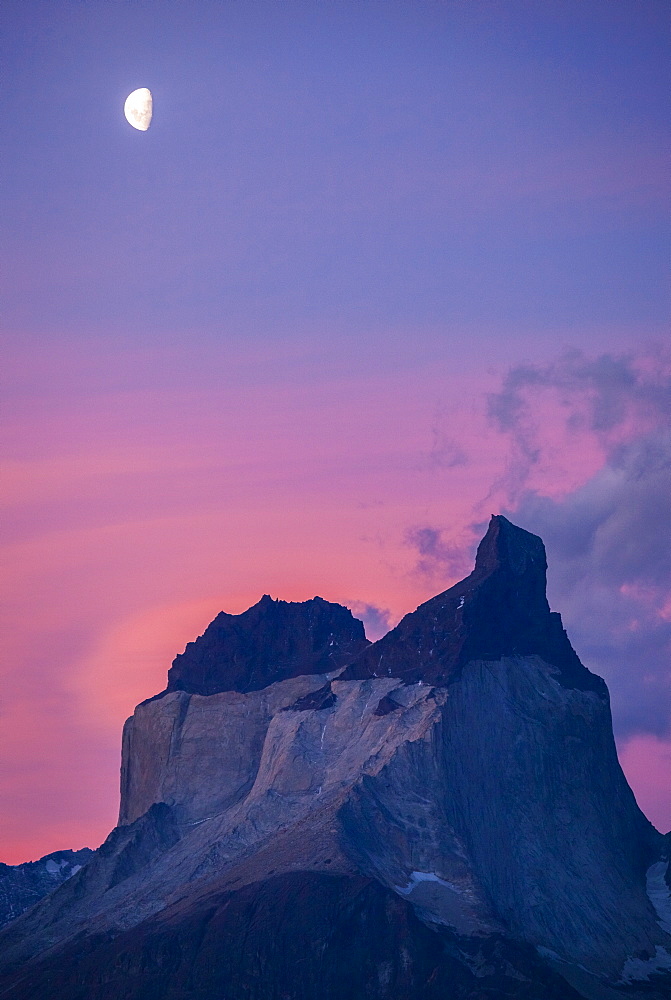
[163,593,369,697]
[0,848,93,930]
[1,515,668,999]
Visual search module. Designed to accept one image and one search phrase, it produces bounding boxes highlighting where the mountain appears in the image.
[1,516,669,999]
[0,849,93,929]
[165,593,369,696]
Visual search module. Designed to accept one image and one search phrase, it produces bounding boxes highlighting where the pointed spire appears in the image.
[343,516,602,693]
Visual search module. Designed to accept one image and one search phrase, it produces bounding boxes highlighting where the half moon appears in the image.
[124,88,152,131]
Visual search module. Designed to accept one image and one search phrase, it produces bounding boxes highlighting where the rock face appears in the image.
[1,516,669,1000]
[0,849,93,929]
[165,594,369,695]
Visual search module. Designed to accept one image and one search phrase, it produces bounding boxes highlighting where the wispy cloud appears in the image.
[347,601,394,641]
[405,524,480,584]
[425,421,469,471]
[486,346,671,502]
[511,429,671,736]
[485,347,671,741]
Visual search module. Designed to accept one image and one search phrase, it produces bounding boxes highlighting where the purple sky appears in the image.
[1,0,669,861]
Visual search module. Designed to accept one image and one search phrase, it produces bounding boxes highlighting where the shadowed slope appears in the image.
[0,873,585,1000]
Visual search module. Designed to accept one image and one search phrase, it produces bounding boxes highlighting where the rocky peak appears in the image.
[471,514,547,587]
[343,515,604,692]
[165,595,369,696]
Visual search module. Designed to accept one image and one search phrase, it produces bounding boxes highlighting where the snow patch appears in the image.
[393,871,483,936]
[536,946,563,962]
[44,857,83,880]
[646,861,671,934]
[395,871,463,896]
[621,945,671,982]
[45,859,67,876]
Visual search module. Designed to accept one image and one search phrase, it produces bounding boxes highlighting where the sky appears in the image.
[1,0,669,862]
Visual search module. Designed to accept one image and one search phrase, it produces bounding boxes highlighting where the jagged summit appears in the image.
[164,516,603,697]
[343,515,604,691]
[165,594,369,695]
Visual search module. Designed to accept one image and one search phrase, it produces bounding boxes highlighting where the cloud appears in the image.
[414,403,470,473]
[487,345,671,502]
[510,429,671,738]
[404,348,670,744]
[425,426,469,470]
[485,347,671,742]
[405,524,480,583]
[347,601,394,641]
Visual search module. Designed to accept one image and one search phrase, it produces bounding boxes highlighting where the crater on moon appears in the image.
[124,88,152,131]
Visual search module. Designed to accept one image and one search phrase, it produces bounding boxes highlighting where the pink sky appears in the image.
[2,333,669,862]
[2,1,669,863]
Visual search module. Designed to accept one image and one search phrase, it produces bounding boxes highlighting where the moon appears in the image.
[124,88,152,131]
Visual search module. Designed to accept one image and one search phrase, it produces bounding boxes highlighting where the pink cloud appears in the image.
[618,734,671,834]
